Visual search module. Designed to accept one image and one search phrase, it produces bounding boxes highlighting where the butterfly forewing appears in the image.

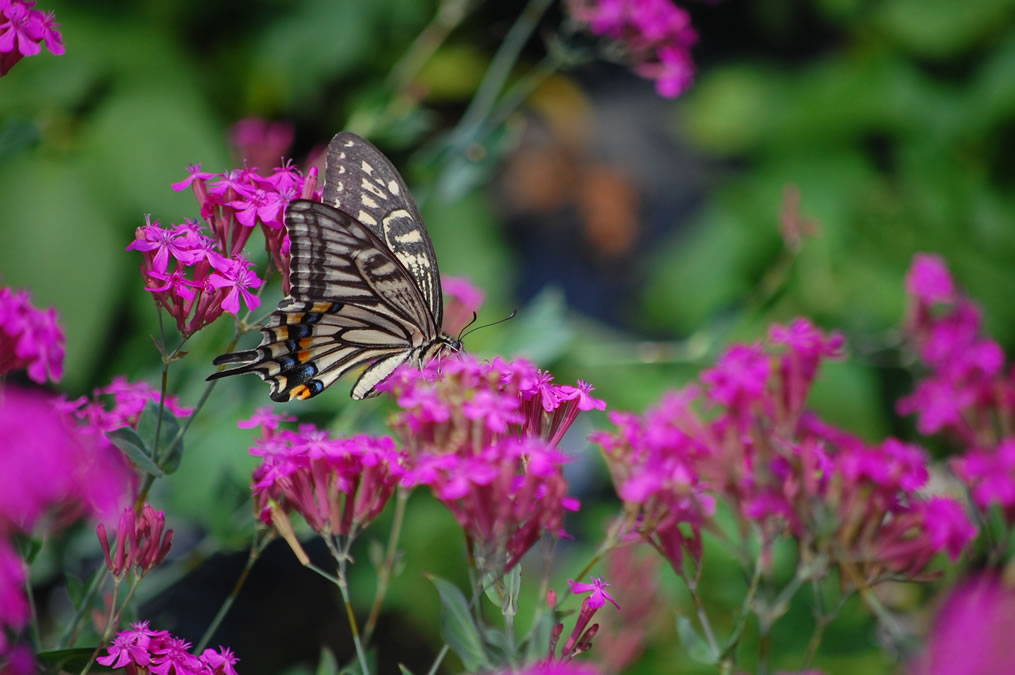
[322,132,443,327]
[208,132,453,401]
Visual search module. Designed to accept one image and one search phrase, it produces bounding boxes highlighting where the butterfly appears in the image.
[208,132,460,400]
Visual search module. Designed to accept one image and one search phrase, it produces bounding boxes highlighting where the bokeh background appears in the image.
[3,0,1015,673]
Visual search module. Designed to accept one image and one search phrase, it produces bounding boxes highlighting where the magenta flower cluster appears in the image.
[97,504,174,578]
[566,0,697,98]
[97,621,238,675]
[0,386,132,650]
[900,253,1015,523]
[0,284,65,384]
[248,410,406,538]
[129,161,319,336]
[382,355,604,571]
[0,1,62,76]
[58,375,192,455]
[593,317,976,580]
[172,160,320,294]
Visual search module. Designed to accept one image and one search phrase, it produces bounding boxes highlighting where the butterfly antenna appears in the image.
[456,312,479,342]
[461,309,518,340]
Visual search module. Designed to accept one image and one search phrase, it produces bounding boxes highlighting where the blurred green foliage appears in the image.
[3,0,1014,673]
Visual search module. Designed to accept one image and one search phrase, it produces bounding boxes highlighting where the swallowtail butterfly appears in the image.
[208,132,460,400]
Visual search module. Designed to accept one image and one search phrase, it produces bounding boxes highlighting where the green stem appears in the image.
[323,535,371,675]
[22,556,40,651]
[80,574,142,675]
[426,644,450,675]
[454,0,552,141]
[362,489,409,644]
[195,531,272,653]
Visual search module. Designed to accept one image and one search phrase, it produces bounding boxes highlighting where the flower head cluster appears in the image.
[593,318,976,580]
[127,215,264,336]
[0,1,63,77]
[441,275,487,336]
[172,159,320,296]
[382,355,604,572]
[566,0,697,98]
[247,411,405,541]
[58,375,191,453]
[899,253,1015,523]
[0,385,133,643]
[0,284,64,384]
[97,621,238,675]
[96,504,173,578]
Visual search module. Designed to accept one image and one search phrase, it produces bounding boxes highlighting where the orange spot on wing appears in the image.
[299,338,314,349]
[289,384,311,400]
[297,350,312,362]
[311,302,332,313]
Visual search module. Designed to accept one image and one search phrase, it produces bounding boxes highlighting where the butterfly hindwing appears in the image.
[322,132,443,327]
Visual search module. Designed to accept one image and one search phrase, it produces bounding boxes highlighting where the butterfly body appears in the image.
[209,133,457,400]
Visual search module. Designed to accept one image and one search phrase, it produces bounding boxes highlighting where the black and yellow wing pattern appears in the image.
[208,133,456,401]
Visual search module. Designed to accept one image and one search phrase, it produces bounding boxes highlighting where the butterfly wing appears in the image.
[209,200,440,400]
[322,132,444,329]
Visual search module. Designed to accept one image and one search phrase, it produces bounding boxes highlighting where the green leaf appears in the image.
[14,533,43,564]
[36,647,113,672]
[65,572,85,608]
[397,666,415,675]
[315,646,339,675]
[107,427,163,478]
[676,616,718,665]
[136,400,184,473]
[426,574,492,671]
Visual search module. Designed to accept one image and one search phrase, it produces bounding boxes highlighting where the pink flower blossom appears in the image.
[441,275,486,336]
[248,423,405,537]
[905,253,954,304]
[595,318,975,580]
[0,1,63,77]
[908,575,1015,675]
[0,284,65,383]
[566,0,697,98]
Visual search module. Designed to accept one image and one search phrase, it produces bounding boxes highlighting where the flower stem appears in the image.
[362,488,409,644]
[426,644,450,675]
[323,535,371,675]
[195,530,272,653]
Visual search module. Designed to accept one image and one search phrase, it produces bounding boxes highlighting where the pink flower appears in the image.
[0,284,65,384]
[441,275,486,336]
[406,437,577,572]
[0,539,28,635]
[566,0,697,98]
[906,253,954,304]
[0,2,63,77]
[0,386,128,533]
[701,343,770,408]
[908,575,1015,674]
[249,423,405,537]
[207,256,263,314]
[200,645,240,675]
